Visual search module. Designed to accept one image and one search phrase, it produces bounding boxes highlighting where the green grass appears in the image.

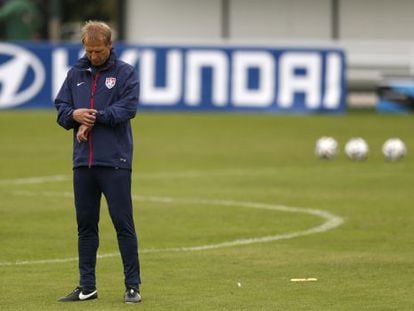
[0,110,413,310]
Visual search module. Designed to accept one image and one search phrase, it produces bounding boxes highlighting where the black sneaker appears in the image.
[124,286,142,303]
[58,286,98,302]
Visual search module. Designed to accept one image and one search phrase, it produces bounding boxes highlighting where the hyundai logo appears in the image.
[0,43,45,108]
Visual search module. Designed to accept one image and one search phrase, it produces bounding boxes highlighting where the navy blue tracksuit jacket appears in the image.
[55,51,139,169]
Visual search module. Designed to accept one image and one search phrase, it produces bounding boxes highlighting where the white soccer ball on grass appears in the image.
[315,136,338,160]
[345,137,369,161]
[382,138,407,161]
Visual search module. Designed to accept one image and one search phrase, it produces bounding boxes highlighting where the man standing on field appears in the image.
[54,20,141,304]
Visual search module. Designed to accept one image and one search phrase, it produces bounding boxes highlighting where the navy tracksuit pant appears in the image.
[73,166,140,290]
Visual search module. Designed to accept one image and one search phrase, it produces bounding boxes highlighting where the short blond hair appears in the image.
[81,20,112,44]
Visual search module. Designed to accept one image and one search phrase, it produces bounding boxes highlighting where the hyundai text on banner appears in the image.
[0,42,346,113]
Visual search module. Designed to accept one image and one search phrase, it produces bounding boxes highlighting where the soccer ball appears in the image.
[382,138,407,161]
[315,136,338,159]
[345,137,369,161]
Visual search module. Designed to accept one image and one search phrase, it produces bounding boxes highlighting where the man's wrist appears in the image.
[72,109,79,121]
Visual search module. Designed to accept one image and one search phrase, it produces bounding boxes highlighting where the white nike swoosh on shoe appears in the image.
[77,82,85,86]
[78,290,97,300]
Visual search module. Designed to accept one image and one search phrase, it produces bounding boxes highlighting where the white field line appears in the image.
[0,175,70,185]
[0,168,291,186]
[0,190,344,267]
[136,168,286,179]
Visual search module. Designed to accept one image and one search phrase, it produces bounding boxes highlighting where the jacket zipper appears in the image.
[88,71,99,167]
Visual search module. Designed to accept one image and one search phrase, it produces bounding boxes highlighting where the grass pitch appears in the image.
[0,110,413,310]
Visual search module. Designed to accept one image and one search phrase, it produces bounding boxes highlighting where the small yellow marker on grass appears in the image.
[290,278,318,282]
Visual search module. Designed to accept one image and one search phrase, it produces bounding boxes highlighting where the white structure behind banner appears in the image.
[125,0,414,103]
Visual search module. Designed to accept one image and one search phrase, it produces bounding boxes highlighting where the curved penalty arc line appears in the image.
[0,192,344,267]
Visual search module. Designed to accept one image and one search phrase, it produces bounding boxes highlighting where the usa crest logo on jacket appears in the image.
[105,77,116,89]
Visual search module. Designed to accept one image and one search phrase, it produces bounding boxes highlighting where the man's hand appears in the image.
[76,124,92,143]
[73,108,97,127]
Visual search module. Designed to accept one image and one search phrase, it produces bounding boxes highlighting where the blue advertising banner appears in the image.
[0,42,346,113]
